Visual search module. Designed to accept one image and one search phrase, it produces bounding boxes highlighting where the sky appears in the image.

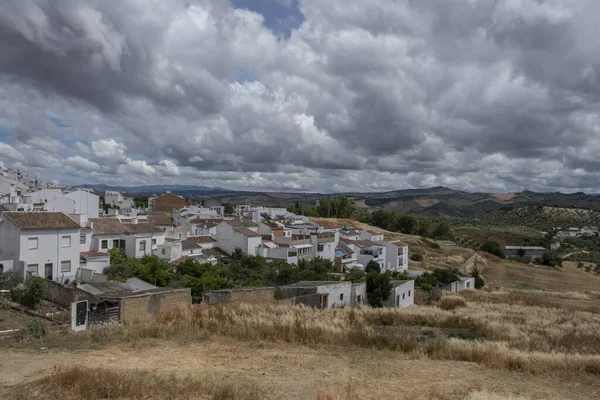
[0,0,599,193]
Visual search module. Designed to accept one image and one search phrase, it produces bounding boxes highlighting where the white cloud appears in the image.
[0,143,24,162]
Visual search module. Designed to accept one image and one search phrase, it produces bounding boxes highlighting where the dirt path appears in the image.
[1,339,598,399]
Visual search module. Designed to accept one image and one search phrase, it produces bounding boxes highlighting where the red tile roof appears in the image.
[2,212,80,230]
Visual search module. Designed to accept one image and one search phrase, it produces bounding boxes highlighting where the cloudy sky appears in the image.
[0,0,599,193]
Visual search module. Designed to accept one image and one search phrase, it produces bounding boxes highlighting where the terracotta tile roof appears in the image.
[234,227,262,237]
[185,236,216,244]
[146,212,173,226]
[2,212,80,230]
[225,219,259,228]
[391,240,408,247]
[89,218,163,235]
[365,229,383,235]
[189,218,223,227]
[181,239,202,251]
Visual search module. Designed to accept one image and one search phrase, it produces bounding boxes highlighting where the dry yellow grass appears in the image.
[8,366,262,400]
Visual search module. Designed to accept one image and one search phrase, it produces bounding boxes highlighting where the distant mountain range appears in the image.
[74,184,600,218]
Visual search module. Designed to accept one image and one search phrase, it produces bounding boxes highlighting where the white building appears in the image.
[64,189,100,219]
[104,190,135,211]
[339,227,362,241]
[281,281,352,308]
[0,211,81,283]
[360,229,384,242]
[310,231,339,261]
[350,240,387,271]
[383,280,415,308]
[214,220,262,256]
[351,282,367,305]
[88,218,166,259]
[384,240,409,272]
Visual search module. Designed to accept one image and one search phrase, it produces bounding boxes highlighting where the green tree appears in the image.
[231,247,244,260]
[480,241,504,258]
[11,277,46,309]
[366,272,392,307]
[223,203,234,215]
[471,266,485,289]
[136,256,174,286]
[316,197,355,218]
[0,271,23,290]
[431,221,453,240]
[346,267,366,283]
[365,261,381,274]
[394,215,418,234]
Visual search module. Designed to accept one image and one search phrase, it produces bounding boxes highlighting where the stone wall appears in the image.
[119,289,191,323]
[204,288,275,305]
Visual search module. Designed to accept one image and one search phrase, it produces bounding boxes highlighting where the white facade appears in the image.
[360,230,384,242]
[351,282,367,305]
[0,222,80,283]
[64,190,100,218]
[356,244,387,271]
[315,282,352,308]
[214,222,262,256]
[385,280,414,308]
[384,242,409,272]
[155,242,183,262]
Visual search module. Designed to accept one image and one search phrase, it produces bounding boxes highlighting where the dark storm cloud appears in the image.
[0,0,599,193]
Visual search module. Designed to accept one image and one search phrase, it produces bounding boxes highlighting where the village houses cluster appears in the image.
[0,165,474,316]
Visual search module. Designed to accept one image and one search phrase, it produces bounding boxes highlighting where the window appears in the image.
[467,282,471,289]
[340,293,344,301]
[80,235,86,244]
[61,236,71,248]
[317,244,324,252]
[402,293,405,300]
[28,237,39,250]
[27,264,38,275]
[139,240,146,252]
[408,290,411,297]
[113,239,119,248]
[101,240,108,249]
[152,239,157,245]
[61,260,71,272]
[161,248,166,255]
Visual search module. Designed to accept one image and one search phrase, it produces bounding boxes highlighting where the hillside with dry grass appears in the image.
[3,286,600,400]
[2,218,600,399]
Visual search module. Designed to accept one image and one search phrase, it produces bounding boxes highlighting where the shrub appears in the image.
[422,239,440,249]
[0,271,23,290]
[11,277,46,309]
[273,289,285,300]
[410,253,424,262]
[438,295,467,310]
[479,241,504,258]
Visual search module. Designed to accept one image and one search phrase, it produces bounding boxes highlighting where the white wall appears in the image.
[357,246,386,272]
[155,243,182,262]
[82,257,110,275]
[388,281,414,308]
[27,189,63,203]
[351,283,367,305]
[64,190,100,218]
[46,197,76,214]
[0,216,21,264]
[79,230,92,252]
[316,282,352,308]
[19,228,80,283]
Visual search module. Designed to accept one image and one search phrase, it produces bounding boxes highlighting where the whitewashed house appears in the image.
[0,211,81,282]
[384,240,409,272]
[360,229,384,242]
[310,231,339,261]
[349,240,387,271]
[383,280,414,308]
[339,227,362,241]
[64,189,100,218]
[88,218,165,259]
[281,281,352,309]
[214,220,262,256]
[104,190,135,211]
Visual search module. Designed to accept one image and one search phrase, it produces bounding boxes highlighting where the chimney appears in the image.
[132,217,138,225]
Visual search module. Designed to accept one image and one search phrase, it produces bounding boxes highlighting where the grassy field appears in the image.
[3,287,600,399]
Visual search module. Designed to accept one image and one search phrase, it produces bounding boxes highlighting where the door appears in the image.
[396,295,400,306]
[44,263,53,280]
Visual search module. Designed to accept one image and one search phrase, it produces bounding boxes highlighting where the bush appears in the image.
[479,241,504,258]
[273,289,285,300]
[438,295,467,310]
[0,271,23,290]
[410,253,424,262]
[11,277,46,309]
[422,239,440,249]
